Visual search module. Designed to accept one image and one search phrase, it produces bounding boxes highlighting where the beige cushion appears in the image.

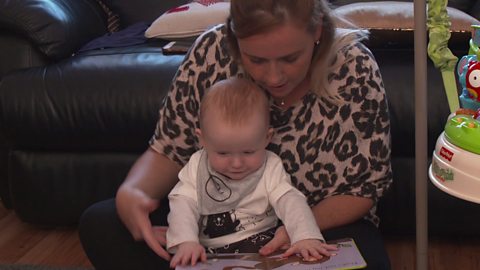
[334,1,479,32]
[145,1,230,40]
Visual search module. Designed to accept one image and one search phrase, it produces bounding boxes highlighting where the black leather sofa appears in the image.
[1,0,480,238]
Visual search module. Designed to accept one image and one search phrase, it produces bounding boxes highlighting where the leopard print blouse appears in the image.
[150,25,392,225]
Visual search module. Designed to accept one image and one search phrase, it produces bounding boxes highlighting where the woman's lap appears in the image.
[79,198,171,270]
[79,198,390,270]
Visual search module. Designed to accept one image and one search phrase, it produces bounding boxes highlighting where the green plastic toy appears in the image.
[444,114,480,154]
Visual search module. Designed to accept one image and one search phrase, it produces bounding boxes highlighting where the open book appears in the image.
[176,238,366,270]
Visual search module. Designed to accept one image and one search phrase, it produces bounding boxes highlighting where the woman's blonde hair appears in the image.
[226,0,367,101]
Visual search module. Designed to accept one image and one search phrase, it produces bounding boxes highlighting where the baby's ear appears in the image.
[196,128,204,147]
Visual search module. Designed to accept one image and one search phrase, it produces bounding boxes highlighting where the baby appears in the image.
[166,77,337,268]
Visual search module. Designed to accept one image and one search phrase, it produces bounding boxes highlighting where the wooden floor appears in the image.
[0,202,92,268]
[385,234,480,269]
[1,201,480,269]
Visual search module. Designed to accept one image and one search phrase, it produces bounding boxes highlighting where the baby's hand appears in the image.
[170,241,207,268]
[281,239,338,262]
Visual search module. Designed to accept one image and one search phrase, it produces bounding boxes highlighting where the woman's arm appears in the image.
[311,42,390,229]
[311,195,373,231]
[115,148,181,260]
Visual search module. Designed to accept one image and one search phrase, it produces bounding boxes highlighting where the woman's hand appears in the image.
[116,185,171,260]
[115,149,181,261]
[170,242,207,268]
[281,239,338,261]
[259,225,291,256]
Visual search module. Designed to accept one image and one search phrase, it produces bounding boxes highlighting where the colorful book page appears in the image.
[175,238,366,270]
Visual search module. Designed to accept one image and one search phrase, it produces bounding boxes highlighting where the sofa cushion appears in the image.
[329,0,476,15]
[334,1,479,32]
[145,1,230,40]
[0,0,108,60]
[0,43,185,152]
[334,1,479,48]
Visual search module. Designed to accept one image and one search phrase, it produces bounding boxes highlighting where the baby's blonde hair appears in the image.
[199,77,270,129]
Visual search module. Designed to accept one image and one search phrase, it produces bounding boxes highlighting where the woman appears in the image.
[79,0,393,269]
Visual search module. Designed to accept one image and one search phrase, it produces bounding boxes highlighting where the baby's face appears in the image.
[200,114,270,180]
